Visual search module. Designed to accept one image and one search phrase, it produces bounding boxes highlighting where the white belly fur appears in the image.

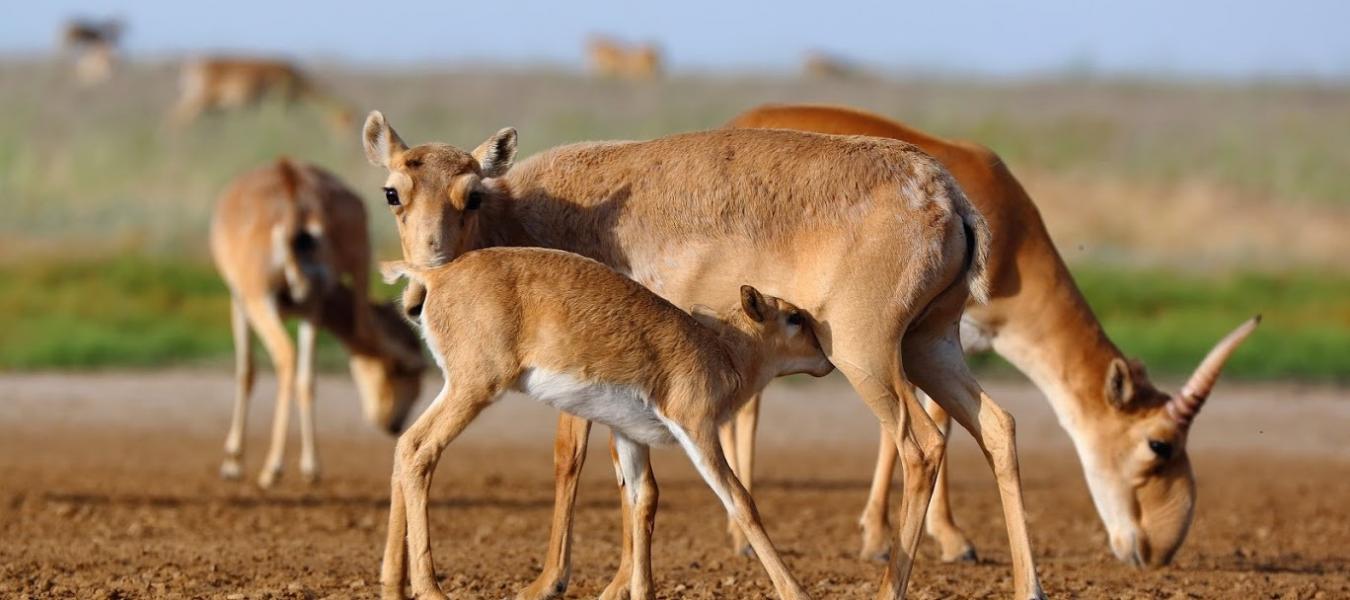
[517,368,675,446]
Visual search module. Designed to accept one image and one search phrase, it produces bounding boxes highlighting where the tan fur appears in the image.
[726,103,1258,568]
[170,57,355,132]
[801,51,862,80]
[379,249,831,600]
[364,113,1042,599]
[586,36,663,80]
[209,159,426,488]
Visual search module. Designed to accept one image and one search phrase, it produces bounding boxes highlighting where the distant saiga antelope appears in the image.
[586,36,663,80]
[379,250,833,600]
[210,158,427,488]
[60,18,122,86]
[170,57,356,133]
[364,112,1046,599]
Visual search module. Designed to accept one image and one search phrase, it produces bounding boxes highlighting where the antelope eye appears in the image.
[1147,439,1174,460]
[786,311,805,327]
[384,187,400,206]
[465,190,483,210]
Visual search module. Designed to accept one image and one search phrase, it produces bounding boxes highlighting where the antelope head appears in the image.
[362,111,517,268]
[1076,316,1260,567]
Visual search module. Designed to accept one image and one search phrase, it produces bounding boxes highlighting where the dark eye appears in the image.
[786,311,805,327]
[384,187,400,206]
[1147,439,1174,460]
[465,190,483,210]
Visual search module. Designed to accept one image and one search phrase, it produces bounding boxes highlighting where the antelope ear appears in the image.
[472,127,517,178]
[1104,357,1136,408]
[740,285,767,323]
[363,111,407,168]
[379,260,410,284]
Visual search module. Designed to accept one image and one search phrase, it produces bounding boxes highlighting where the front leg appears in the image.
[613,434,658,600]
[516,414,592,600]
[722,393,761,558]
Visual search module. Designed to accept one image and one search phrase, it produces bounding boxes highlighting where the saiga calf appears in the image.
[379,248,833,600]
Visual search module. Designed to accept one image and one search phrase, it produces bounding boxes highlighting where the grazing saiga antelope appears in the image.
[721,103,1260,567]
[209,158,426,488]
[363,112,1046,599]
[60,18,122,86]
[170,57,355,132]
[379,250,833,600]
[586,36,663,80]
[802,51,862,80]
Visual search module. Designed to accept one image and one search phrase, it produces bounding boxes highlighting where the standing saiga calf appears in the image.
[364,112,1046,599]
[210,158,426,487]
[721,103,1260,567]
[379,249,833,600]
[170,57,355,133]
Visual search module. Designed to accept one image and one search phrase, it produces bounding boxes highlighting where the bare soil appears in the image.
[2,371,1347,599]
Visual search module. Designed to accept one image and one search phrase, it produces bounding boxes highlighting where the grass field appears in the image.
[2,256,1345,379]
[1,59,1347,376]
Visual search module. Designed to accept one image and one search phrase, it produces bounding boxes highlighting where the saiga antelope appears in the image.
[170,57,355,133]
[210,158,426,488]
[60,18,122,86]
[379,250,832,600]
[586,36,663,80]
[718,103,1260,566]
[364,113,1046,599]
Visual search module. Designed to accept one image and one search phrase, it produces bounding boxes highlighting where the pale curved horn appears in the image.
[1167,315,1261,427]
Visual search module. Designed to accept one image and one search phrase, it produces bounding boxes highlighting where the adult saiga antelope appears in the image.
[379,250,833,600]
[586,36,663,80]
[210,158,426,487]
[59,18,122,86]
[722,103,1260,567]
[170,57,355,132]
[363,112,1046,599]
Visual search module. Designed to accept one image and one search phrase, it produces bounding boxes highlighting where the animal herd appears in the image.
[57,16,1260,600]
[204,101,1256,599]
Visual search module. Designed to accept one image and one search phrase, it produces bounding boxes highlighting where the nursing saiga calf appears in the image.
[364,112,1045,598]
[725,104,1260,567]
[170,57,355,133]
[586,35,663,80]
[379,249,832,600]
[210,159,426,487]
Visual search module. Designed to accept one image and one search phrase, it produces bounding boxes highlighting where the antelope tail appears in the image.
[951,185,992,304]
[272,157,327,303]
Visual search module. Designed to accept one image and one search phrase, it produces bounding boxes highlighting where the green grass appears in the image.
[1,257,1346,380]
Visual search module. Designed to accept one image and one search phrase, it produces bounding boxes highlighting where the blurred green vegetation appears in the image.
[1,257,1345,379]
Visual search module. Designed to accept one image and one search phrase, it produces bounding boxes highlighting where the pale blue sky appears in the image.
[6,0,1348,78]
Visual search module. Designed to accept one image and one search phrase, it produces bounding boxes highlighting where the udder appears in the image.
[517,368,676,446]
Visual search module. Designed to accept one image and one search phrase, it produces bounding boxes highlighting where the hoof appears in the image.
[858,546,890,563]
[735,544,757,559]
[514,575,567,600]
[219,460,242,481]
[257,468,281,489]
[942,546,978,564]
[301,469,321,485]
[598,582,631,600]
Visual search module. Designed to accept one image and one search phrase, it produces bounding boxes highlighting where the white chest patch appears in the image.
[517,368,674,446]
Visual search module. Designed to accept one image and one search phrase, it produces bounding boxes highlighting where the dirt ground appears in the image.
[2,371,1347,599]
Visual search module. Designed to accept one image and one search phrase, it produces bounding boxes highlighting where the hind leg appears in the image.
[905,332,1044,599]
[613,434,658,600]
[221,298,254,480]
[666,420,809,600]
[242,298,296,489]
[600,432,636,600]
[296,320,321,483]
[857,425,897,561]
[921,394,978,563]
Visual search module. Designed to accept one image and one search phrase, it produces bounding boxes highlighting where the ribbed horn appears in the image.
[1167,315,1261,427]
